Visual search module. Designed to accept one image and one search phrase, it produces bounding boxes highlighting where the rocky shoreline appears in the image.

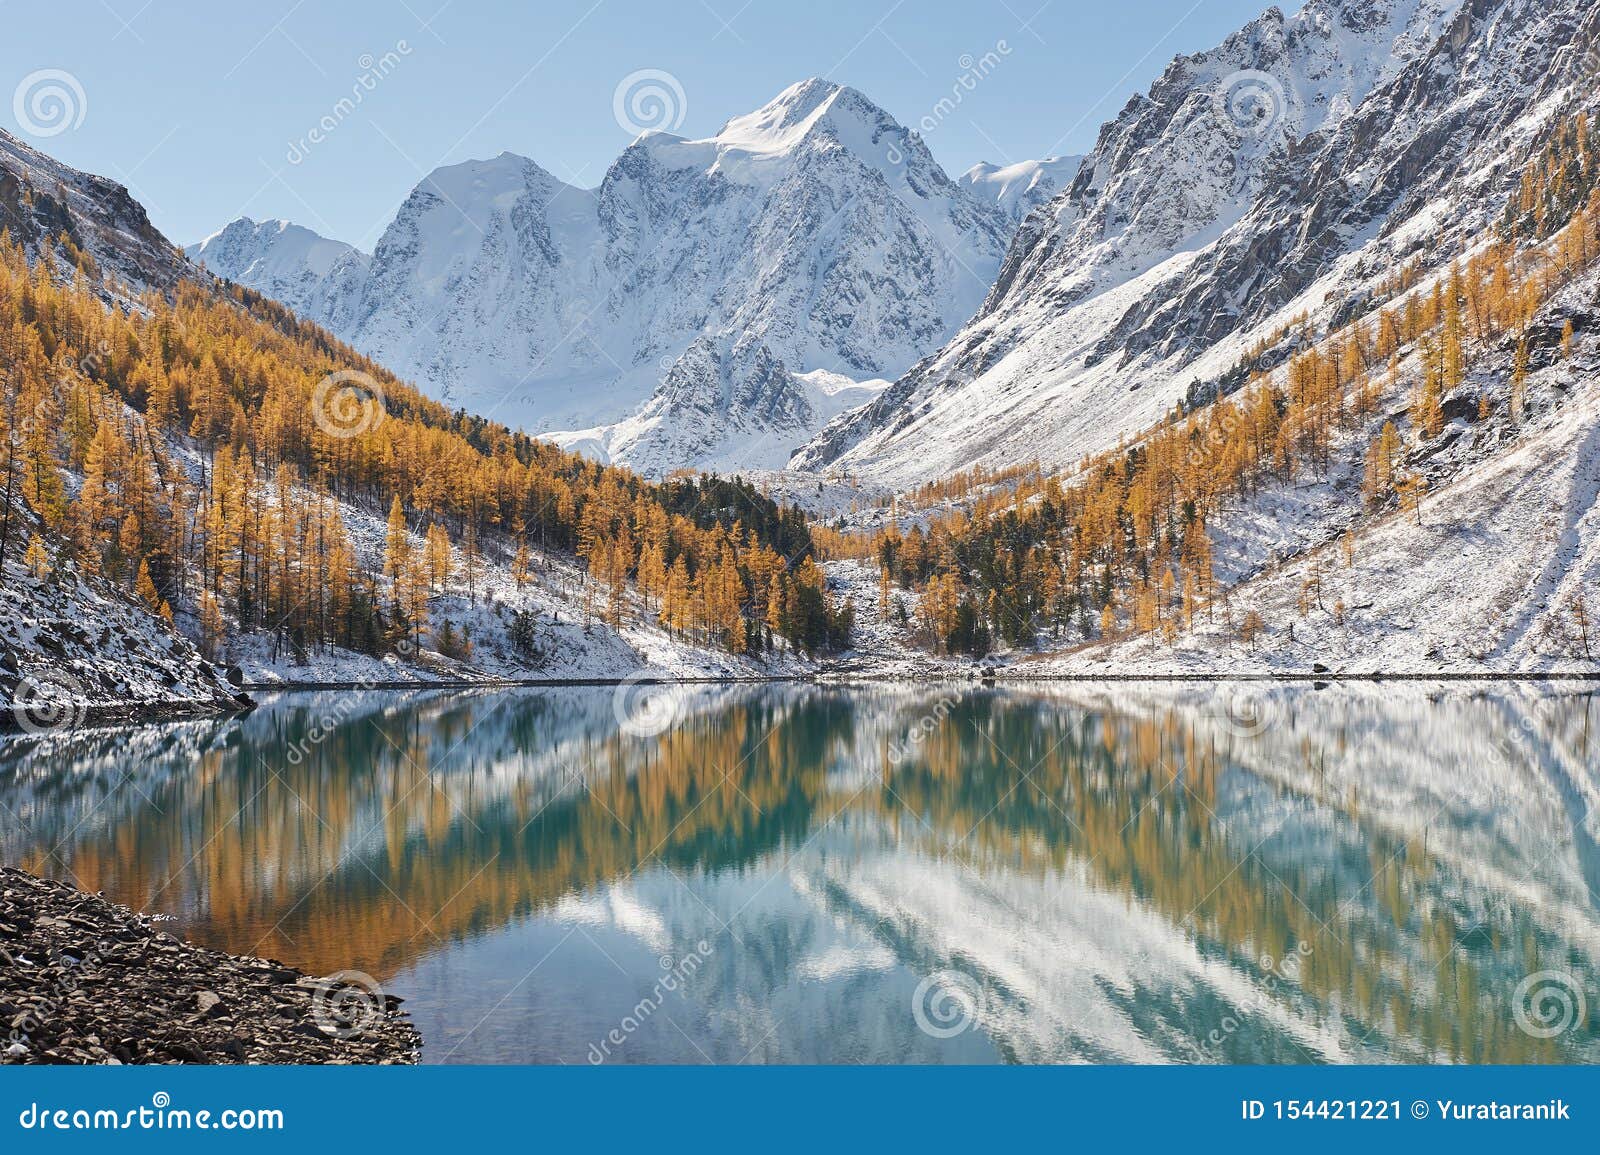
[0,868,419,1064]
[0,694,256,735]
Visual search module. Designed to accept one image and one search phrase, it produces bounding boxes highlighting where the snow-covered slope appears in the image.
[0,503,243,727]
[959,156,1083,223]
[1037,266,1600,676]
[546,332,889,475]
[188,79,1006,475]
[798,0,1497,483]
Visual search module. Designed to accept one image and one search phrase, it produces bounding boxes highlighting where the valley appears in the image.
[2,0,1600,722]
[6,0,1600,1088]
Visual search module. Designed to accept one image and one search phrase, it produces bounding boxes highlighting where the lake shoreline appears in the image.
[6,668,1595,736]
[239,669,1600,692]
[5,684,1597,1063]
[0,695,256,737]
[0,868,420,1065]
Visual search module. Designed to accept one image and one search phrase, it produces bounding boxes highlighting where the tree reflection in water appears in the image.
[1,682,1596,1063]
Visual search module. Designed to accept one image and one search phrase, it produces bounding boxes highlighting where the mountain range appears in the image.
[1,0,1599,689]
[189,0,1600,493]
[7,0,1591,495]
[188,78,1059,476]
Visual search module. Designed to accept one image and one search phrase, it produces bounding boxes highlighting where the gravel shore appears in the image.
[0,868,420,1064]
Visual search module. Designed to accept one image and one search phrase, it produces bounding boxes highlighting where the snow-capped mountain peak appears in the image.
[187,216,370,337]
[190,78,1003,475]
[190,216,364,284]
[712,77,850,156]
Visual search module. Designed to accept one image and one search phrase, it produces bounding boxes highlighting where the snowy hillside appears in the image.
[188,79,1007,476]
[817,209,1600,676]
[1037,267,1600,676]
[798,0,1492,482]
[0,506,243,728]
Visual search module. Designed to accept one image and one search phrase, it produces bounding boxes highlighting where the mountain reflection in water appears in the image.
[2,682,1597,1064]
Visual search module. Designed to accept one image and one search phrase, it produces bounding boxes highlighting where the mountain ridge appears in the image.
[796,0,1483,482]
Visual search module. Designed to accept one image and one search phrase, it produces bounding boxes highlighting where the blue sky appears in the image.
[2,0,1293,249]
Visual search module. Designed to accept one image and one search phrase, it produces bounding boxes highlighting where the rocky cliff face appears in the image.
[1,128,188,292]
[188,217,370,332]
[1086,0,1600,366]
[795,0,1537,483]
